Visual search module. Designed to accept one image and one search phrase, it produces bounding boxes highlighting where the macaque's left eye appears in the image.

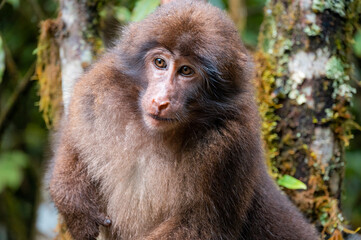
[179,66,194,76]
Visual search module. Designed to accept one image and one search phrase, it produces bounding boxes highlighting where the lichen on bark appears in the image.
[255,0,361,238]
[58,0,105,115]
[36,0,106,127]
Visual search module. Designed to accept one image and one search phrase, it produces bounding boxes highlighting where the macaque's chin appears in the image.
[143,113,178,131]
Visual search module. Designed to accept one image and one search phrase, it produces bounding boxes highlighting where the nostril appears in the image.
[158,101,170,112]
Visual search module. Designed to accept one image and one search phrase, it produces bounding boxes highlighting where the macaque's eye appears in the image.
[179,66,194,76]
[154,58,167,69]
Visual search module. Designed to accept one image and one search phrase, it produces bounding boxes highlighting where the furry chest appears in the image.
[98,143,180,238]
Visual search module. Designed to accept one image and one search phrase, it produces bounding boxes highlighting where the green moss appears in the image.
[312,0,346,17]
[325,56,347,80]
[326,0,346,17]
[304,23,321,36]
[325,56,356,99]
[256,0,301,175]
[277,39,293,56]
[35,20,62,128]
[312,0,326,12]
[261,10,277,54]
[259,1,290,55]
[254,52,282,175]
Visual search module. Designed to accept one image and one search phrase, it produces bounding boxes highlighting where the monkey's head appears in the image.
[115,0,252,132]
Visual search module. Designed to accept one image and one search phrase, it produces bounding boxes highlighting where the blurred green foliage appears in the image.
[0,0,56,239]
[354,30,361,58]
[0,151,28,192]
[113,6,132,22]
[5,0,20,8]
[130,0,160,22]
[344,151,361,229]
[0,36,4,83]
[243,0,265,46]
[0,0,360,239]
[109,0,227,25]
[209,0,226,9]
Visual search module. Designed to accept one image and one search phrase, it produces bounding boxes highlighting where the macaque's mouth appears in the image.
[147,114,177,122]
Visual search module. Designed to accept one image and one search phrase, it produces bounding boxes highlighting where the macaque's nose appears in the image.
[152,99,170,114]
[158,101,169,111]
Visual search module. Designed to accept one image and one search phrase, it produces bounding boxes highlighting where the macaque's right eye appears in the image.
[154,58,167,69]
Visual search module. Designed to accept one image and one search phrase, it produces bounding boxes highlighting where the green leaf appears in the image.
[277,174,307,190]
[0,36,4,84]
[209,0,226,9]
[32,47,38,55]
[353,30,361,57]
[130,0,160,22]
[0,151,29,193]
[114,6,132,23]
[6,0,19,8]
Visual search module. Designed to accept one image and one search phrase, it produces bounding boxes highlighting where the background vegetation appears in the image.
[0,0,360,239]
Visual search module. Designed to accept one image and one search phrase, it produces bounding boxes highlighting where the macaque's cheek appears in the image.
[140,90,153,114]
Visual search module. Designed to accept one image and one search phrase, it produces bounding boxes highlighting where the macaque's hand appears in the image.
[65,210,111,240]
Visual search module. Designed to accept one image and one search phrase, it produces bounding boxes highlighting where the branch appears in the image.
[0,63,35,135]
[1,33,21,81]
[0,0,6,10]
[27,0,45,20]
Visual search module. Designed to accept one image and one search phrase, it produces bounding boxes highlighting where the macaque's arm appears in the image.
[49,137,111,240]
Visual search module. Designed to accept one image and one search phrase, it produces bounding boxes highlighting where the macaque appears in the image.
[49,0,319,239]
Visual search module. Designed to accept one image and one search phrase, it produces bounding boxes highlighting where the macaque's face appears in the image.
[141,48,202,131]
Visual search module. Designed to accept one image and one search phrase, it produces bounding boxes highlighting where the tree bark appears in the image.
[36,0,103,239]
[255,0,360,239]
[58,0,102,115]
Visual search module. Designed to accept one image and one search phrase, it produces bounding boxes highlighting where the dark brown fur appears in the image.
[49,1,319,239]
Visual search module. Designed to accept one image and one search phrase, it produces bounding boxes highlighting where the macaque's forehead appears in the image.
[133,0,240,56]
[118,0,247,78]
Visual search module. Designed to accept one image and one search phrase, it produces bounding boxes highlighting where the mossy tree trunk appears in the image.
[255,0,360,239]
[58,0,103,114]
[36,0,103,239]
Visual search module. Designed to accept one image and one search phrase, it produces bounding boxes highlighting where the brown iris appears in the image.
[180,66,194,76]
[154,58,167,69]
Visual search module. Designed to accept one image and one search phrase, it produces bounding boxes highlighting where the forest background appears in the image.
[0,0,360,239]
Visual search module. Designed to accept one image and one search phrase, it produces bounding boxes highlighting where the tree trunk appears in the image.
[255,0,360,239]
[58,0,102,115]
[36,0,103,239]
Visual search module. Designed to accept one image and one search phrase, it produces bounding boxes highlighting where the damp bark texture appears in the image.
[255,0,360,239]
[59,0,101,115]
[45,0,102,239]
